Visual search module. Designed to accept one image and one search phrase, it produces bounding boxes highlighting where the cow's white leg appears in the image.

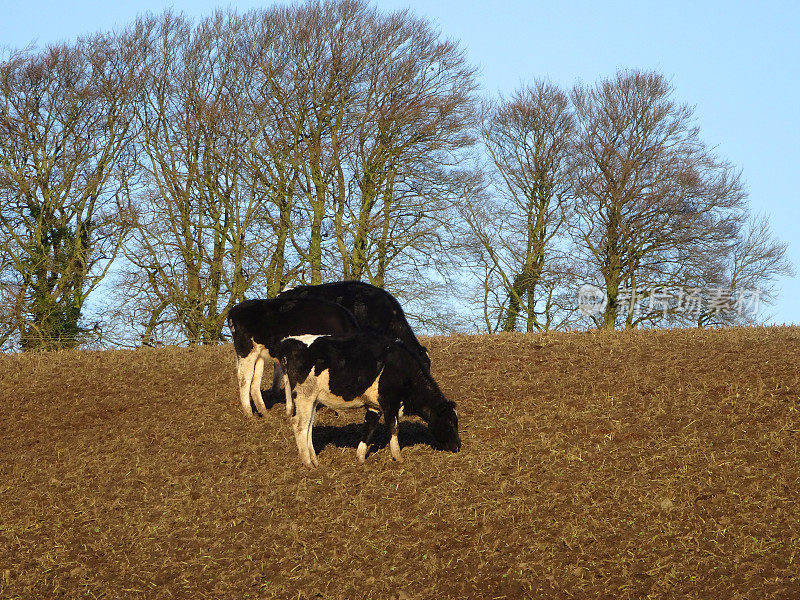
[356,441,368,463]
[236,349,258,417]
[306,402,320,468]
[291,395,316,468]
[280,364,295,417]
[283,374,294,416]
[357,408,382,463]
[389,416,403,463]
[250,351,269,415]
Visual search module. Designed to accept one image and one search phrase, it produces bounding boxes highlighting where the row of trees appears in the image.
[0,0,792,350]
[466,75,792,332]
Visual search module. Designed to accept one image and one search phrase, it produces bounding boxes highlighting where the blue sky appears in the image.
[3,0,799,324]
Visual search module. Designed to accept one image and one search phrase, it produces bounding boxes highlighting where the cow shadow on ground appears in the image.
[257,389,286,412]
[255,388,441,456]
[311,420,439,456]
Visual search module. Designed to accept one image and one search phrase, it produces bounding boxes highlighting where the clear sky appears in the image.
[2,0,799,324]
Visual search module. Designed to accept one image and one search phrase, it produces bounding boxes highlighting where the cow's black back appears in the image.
[281,333,394,403]
[278,281,429,366]
[227,297,359,358]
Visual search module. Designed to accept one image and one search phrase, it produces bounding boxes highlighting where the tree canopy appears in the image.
[0,2,792,350]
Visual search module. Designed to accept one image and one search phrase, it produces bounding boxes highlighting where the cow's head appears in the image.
[430,400,460,452]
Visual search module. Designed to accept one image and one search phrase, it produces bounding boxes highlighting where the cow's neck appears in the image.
[414,385,447,425]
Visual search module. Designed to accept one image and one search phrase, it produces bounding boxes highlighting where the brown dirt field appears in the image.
[1,326,800,599]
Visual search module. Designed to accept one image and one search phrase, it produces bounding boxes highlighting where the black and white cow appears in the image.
[227,297,360,417]
[277,281,430,368]
[277,332,460,468]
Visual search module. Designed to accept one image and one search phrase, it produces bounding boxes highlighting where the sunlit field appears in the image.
[2,327,799,599]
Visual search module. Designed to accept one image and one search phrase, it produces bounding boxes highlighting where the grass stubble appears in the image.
[1,326,799,599]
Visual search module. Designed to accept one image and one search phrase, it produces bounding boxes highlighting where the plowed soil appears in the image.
[2,326,800,599]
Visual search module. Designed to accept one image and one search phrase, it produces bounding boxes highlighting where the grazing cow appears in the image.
[277,281,430,368]
[227,297,360,417]
[277,332,460,468]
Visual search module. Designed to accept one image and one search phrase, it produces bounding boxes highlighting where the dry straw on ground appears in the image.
[1,326,799,599]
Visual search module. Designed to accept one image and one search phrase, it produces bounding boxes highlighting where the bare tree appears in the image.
[338,7,479,290]
[689,213,794,327]
[0,31,141,350]
[237,0,479,318]
[236,8,305,298]
[463,81,577,332]
[260,0,479,292]
[109,1,478,343]
[272,0,372,286]
[570,70,750,330]
[119,12,270,345]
